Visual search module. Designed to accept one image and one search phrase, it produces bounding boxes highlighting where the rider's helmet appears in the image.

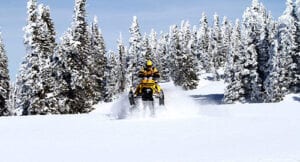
[146,60,153,68]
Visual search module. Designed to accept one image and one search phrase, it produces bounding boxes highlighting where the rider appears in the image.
[138,60,160,79]
[134,60,160,95]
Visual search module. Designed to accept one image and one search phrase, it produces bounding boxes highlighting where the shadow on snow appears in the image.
[190,94,224,105]
[293,96,300,102]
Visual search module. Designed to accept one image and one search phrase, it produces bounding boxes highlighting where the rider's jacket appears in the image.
[138,67,160,78]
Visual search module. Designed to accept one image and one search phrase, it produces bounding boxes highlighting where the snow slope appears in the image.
[0,80,300,162]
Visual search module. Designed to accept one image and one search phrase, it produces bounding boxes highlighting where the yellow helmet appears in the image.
[146,60,153,67]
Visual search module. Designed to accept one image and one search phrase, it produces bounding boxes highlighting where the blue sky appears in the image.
[0,0,286,80]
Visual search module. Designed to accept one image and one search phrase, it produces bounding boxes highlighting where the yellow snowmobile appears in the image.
[128,78,165,107]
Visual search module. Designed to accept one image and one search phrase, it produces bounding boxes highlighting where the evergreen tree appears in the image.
[206,13,223,80]
[168,25,180,82]
[198,12,211,73]
[89,16,106,103]
[190,25,201,77]
[157,33,170,82]
[52,30,71,113]
[14,63,28,115]
[258,11,274,100]
[16,0,41,115]
[53,0,93,114]
[264,39,287,102]
[0,32,10,116]
[103,51,120,102]
[172,21,188,86]
[173,21,199,90]
[117,33,127,93]
[242,0,270,102]
[43,4,57,107]
[211,13,224,72]
[128,16,143,87]
[30,4,58,114]
[206,28,215,76]
[149,29,158,66]
[16,0,38,115]
[184,38,199,89]
[273,0,298,96]
[224,20,247,103]
[222,17,233,83]
[291,0,300,91]
[141,34,152,63]
[264,21,284,102]
[210,26,220,80]
[16,2,57,115]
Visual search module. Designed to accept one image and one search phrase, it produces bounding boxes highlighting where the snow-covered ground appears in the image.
[0,80,300,162]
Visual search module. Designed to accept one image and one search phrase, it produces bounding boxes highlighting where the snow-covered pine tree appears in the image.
[171,21,188,86]
[141,34,152,64]
[257,11,274,100]
[264,38,287,102]
[0,32,10,116]
[247,45,261,102]
[295,0,300,92]
[190,25,201,77]
[242,0,270,102]
[273,0,298,96]
[175,21,199,90]
[14,62,28,115]
[128,16,143,87]
[89,16,106,103]
[168,25,180,82]
[210,26,221,81]
[29,4,58,114]
[222,17,233,83]
[157,33,170,82]
[207,28,216,77]
[15,0,41,115]
[198,12,211,73]
[224,20,247,104]
[263,20,286,102]
[117,33,127,93]
[288,0,300,92]
[103,51,120,102]
[183,23,199,90]
[15,0,38,115]
[52,0,93,114]
[211,13,224,73]
[111,51,122,95]
[16,2,57,115]
[52,30,71,113]
[149,29,158,66]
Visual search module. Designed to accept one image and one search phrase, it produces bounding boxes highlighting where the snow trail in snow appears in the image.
[94,82,201,120]
[156,82,200,119]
